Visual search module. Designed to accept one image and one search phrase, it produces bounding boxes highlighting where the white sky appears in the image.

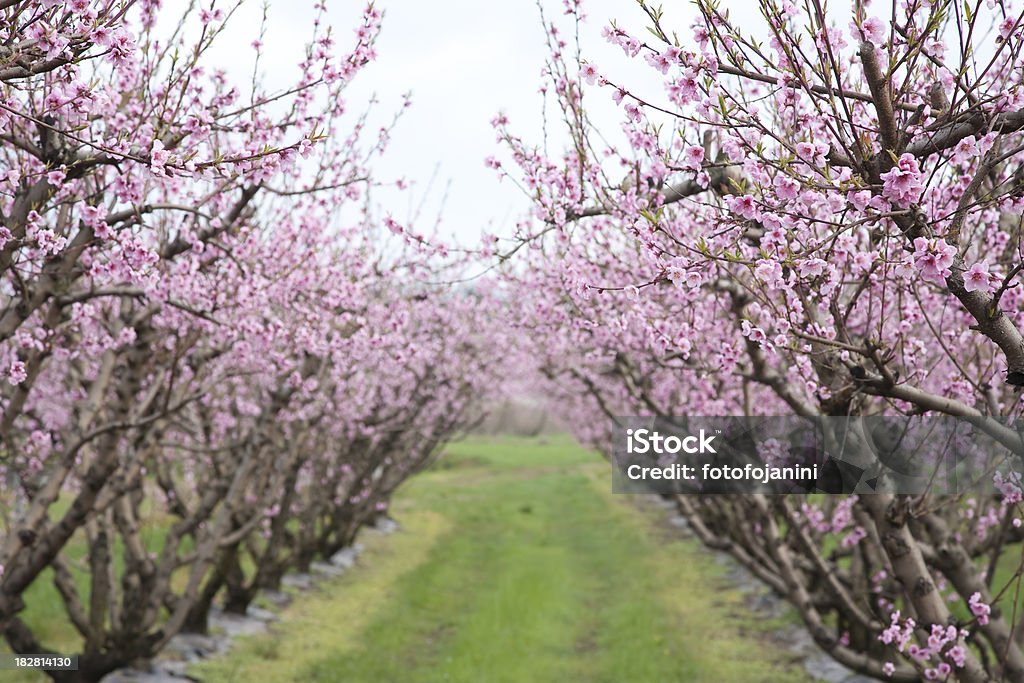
[199,0,696,246]
[191,0,986,248]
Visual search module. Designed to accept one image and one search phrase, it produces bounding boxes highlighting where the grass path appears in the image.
[194,436,808,683]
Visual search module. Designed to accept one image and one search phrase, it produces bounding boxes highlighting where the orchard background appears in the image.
[1,1,1024,682]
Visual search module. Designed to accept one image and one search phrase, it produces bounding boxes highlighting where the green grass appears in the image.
[195,435,807,683]
[15,435,1024,681]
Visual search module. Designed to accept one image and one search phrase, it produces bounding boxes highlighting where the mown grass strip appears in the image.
[191,508,450,683]
[202,436,808,683]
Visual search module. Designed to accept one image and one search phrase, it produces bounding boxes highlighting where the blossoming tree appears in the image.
[495,0,1024,680]
[0,2,506,682]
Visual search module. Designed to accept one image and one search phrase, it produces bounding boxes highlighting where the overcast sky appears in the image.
[199,0,696,246]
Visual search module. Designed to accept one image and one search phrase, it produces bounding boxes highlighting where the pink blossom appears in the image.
[624,102,642,123]
[774,174,800,200]
[741,320,768,345]
[841,526,867,548]
[795,141,816,160]
[150,139,171,170]
[7,360,27,386]
[861,16,887,44]
[667,71,699,105]
[963,262,994,293]
[580,63,600,85]
[881,153,924,207]
[727,194,760,220]
[645,49,676,74]
[35,229,67,255]
[879,611,915,651]
[999,16,1017,41]
[947,645,967,668]
[754,258,784,287]
[845,190,870,211]
[912,237,956,283]
[950,135,978,166]
[994,471,1023,504]
[681,144,705,171]
[969,592,991,625]
[46,169,66,187]
[91,25,113,47]
[664,257,687,284]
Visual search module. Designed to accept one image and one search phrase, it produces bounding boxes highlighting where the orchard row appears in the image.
[0,3,504,681]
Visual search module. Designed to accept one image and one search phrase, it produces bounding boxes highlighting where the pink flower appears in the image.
[912,237,956,283]
[795,142,816,160]
[667,71,699,105]
[580,63,600,85]
[108,29,137,68]
[861,16,886,44]
[741,320,767,344]
[681,144,704,171]
[879,611,915,652]
[963,262,993,293]
[150,139,171,170]
[999,16,1016,41]
[947,645,966,668]
[798,258,826,279]
[754,258,784,287]
[91,25,113,47]
[774,175,800,200]
[841,526,867,548]
[727,194,759,220]
[624,102,642,123]
[792,141,825,165]
[664,257,686,283]
[645,48,677,74]
[847,189,873,211]
[881,153,924,207]
[882,662,895,677]
[35,229,67,255]
[994,471,1023,504]
[968,592,991,625]
[7,360,26,386]
[950,135,978,166]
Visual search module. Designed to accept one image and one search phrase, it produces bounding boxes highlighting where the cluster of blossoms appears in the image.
[881,154,926,208]
[881,611,970,679]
